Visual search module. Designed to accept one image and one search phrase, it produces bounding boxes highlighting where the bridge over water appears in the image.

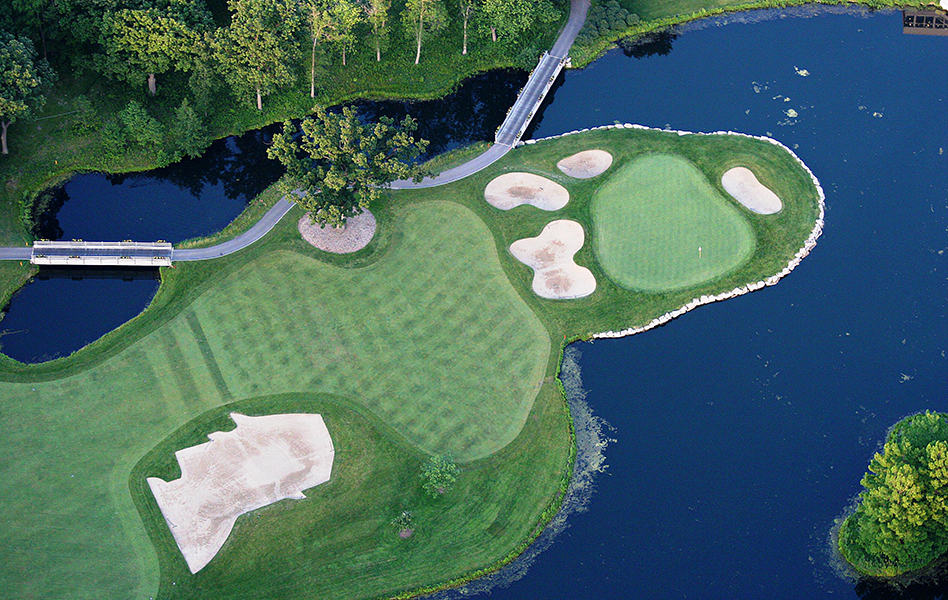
[0,0,590,264]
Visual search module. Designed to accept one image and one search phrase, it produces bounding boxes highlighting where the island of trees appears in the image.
[838,411,948,579]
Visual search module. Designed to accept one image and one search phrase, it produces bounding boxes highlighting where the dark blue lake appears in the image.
[463,7,948,600]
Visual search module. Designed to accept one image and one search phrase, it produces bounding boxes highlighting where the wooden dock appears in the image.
[903,10,948,36]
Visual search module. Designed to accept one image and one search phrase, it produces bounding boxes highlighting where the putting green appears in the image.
[591,154,755,292]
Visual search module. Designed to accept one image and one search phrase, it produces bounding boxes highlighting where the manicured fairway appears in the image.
[0,201,553,599]
[591,154,755,292]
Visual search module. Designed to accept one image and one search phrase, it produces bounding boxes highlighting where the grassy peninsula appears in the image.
[0,126,822,598]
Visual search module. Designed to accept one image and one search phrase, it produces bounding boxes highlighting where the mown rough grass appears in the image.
[592,153,755,292]
[133,390,570,600]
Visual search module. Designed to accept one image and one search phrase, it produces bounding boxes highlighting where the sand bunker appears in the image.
[510,220,596,300]
[556,150,614,179]
[484,173,569,211]
[148,413,335,573]
[299,209,376,253]
[721,167,783,214]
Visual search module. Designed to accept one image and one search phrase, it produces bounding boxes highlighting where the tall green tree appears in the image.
[267,105,428,227]
[838,411,948,577]
[213,0,300,111]
[363,0,390,62]
[459,0,477,55]
[169,98,205,158]
[97,0,212,95]
[0,32,54,155]
[402,0,447,65]
[480,0,558,43]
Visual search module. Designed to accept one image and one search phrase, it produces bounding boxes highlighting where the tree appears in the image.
[304,0,364,98]
[363,0,390,62]
[480,0,559,43]
[401,0,447,65]
[838,411,948,578]
[169,98,205,159]
[267,105,428,227]
[458,0,477,55]
[0,32,54,155]
[119,100,164,149]
[97,0,211,95]
[421,455,459,497]
[213,0,300,111]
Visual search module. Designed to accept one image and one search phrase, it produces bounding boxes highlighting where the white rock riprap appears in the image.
[510,220,596,300]
[484,172,569,211]
[518,122,825,338]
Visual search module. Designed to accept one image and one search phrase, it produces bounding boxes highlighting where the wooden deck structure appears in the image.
[903,10,948,36]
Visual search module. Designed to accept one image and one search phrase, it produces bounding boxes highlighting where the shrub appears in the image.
[421,454,460,497]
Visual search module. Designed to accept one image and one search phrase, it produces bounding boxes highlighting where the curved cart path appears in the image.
[1,0,590,261]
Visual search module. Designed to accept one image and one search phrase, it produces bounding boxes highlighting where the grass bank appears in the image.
[0,126,820,599]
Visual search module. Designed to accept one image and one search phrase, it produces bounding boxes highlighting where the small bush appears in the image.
[421,455,460,497]
[575,1,640,46]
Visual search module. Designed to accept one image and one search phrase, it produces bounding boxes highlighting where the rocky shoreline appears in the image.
[518,123,826,340]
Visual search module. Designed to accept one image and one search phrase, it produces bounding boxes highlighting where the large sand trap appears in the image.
[299,209,376,253]
[148,413,335,573]
[556,150,613,179]
[510,220,596,300]
[721,167,783,214]
[484,172,569,211]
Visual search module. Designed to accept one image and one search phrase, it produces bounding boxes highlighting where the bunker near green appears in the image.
[592,153,755,293]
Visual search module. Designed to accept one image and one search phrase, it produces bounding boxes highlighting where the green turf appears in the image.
[134,390,570,600]
[591,153,755,292]
[0,201,554,599]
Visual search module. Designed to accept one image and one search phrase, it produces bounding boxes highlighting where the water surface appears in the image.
[467,7,947,600]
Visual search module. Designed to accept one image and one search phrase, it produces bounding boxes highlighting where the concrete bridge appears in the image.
[30,240,173,267]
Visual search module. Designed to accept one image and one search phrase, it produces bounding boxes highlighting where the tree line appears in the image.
[0,0,561,155]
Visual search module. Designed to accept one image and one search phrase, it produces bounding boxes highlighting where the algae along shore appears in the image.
[0,126,822,599]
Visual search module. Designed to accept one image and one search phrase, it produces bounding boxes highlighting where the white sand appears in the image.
[484,173,569,211]
[147,413,335,573]
[298,209,376,253]
[510,220,596,300]
[721,167,783,214]
[556,150,613,179]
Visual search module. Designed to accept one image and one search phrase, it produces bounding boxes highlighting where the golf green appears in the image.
[591,154,755,292]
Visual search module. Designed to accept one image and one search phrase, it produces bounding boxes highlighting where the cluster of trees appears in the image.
[1,0,560,109]
[838,411,948,578]
[575,1,639,47]
[0,0,562,157]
